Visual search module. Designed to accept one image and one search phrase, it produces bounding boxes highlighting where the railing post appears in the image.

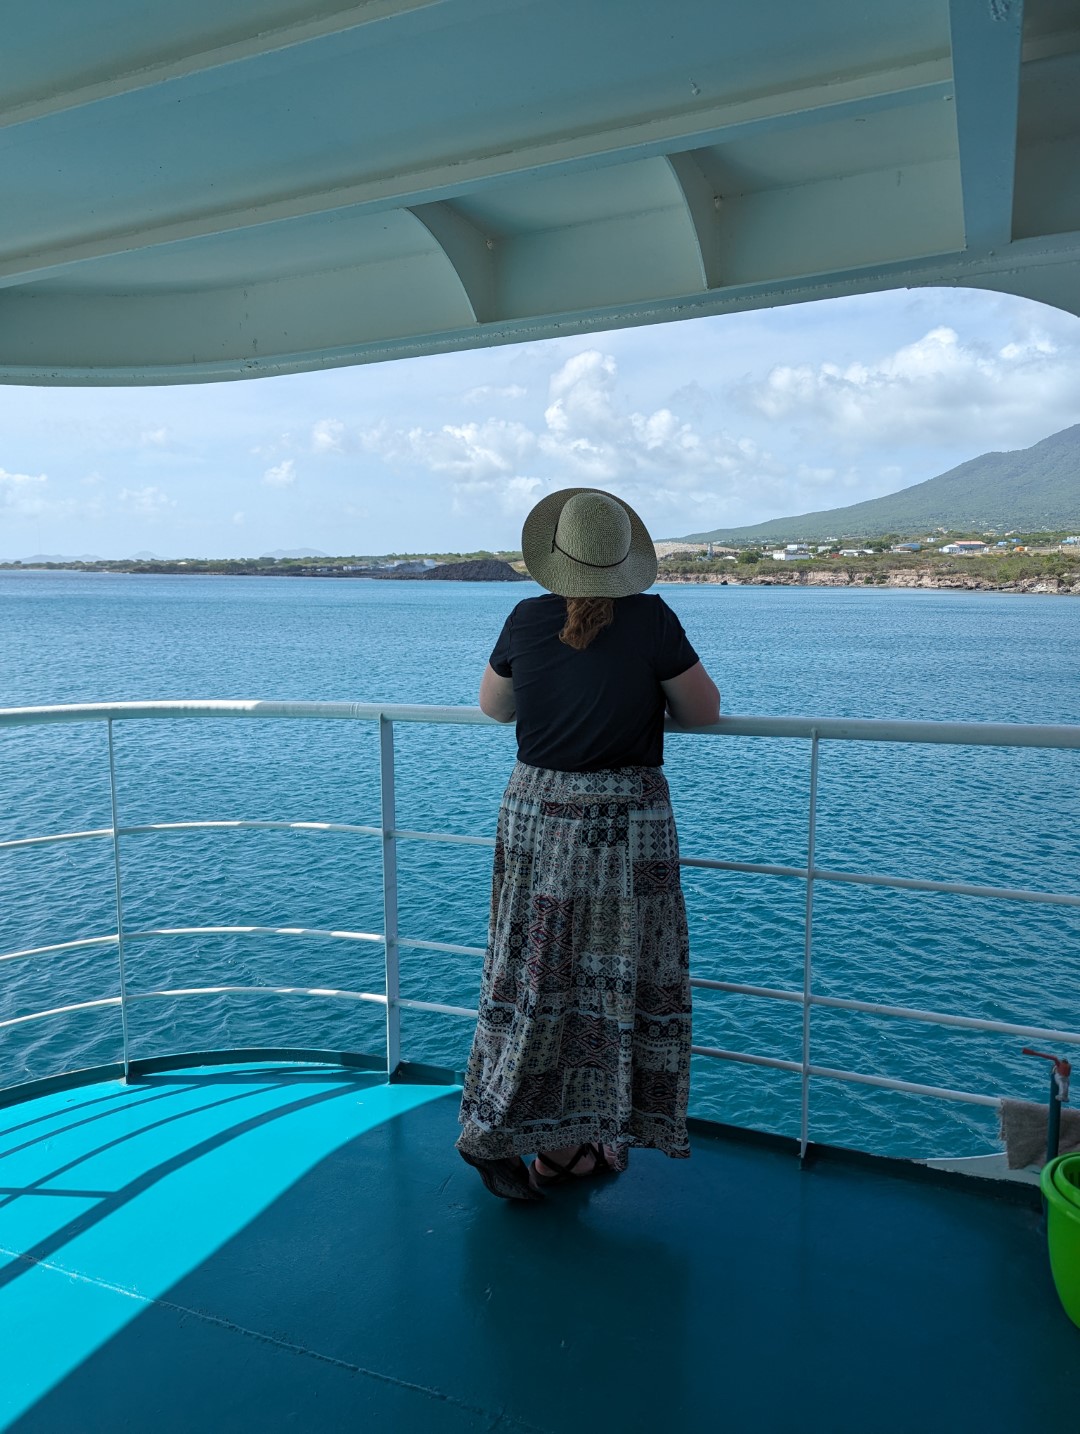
[799,730,820,1161]
[379,715,401,1078]
[106,720,132,1081]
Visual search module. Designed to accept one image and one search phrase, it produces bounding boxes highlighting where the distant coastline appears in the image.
[4,553,1079,595]
[5,564,1079,595]
[0,556,524,582]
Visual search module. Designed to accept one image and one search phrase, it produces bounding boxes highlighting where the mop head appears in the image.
[999,1099,1080,1169]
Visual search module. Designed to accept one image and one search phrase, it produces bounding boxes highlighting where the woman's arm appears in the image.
[479,664,516,723]
[661,661,721,727]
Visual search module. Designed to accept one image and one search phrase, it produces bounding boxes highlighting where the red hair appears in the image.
[559,597,615,650]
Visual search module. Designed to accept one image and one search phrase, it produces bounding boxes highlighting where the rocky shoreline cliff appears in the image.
[658,567,1080,595]
[420,558,528,581]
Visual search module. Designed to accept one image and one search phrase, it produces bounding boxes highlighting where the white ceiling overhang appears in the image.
[2,0,1078,385]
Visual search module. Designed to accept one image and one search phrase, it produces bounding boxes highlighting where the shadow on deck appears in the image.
[0,1060,1074,1433]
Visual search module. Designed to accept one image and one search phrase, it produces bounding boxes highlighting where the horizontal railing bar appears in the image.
[680,854,1079,908]
[397,938,487,958]
[0,828,111,851]
[391,828,496,848]
[8,822,1075,912]
[690,977,1080,1045]
[0,926,486,965]
[0,821,494,853]
[692,1044,802,1073]
[7,926,1077,1045]
[681,856,807,878]
[811,865,1080,908]
[695,715,1080,750]
[122,925,385,944]
[691,977,803,1002]
[809,992,1080,1045]
[2,701,1080,751]
[0,934,119,964]
[0,700,499,728]
[6,932,1076,1044]
[0,985,391,1032]
[126,985,387,1005]
[806,1063,1001,1108]
[0,997,121,1029]
[691,1043,1000,1106]
[120,820,383,839]
[0,987,473,1033]
[398,998,478,1018]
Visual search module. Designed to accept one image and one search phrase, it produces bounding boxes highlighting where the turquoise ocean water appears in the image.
[1,570,1077,1158]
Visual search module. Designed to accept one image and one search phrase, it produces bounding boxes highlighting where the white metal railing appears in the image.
[1,700,1079,1155]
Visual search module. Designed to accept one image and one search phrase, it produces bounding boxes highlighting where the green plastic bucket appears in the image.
[1051,1157,1080,1211]
[1041,1154,1080,1328]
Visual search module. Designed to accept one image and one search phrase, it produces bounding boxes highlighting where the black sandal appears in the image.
[458,1149,544,1202]
[531,1142,612,1187]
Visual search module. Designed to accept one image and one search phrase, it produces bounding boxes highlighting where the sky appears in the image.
[1,285,1079,559]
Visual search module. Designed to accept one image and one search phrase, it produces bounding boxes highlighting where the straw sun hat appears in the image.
[521,488,657,598]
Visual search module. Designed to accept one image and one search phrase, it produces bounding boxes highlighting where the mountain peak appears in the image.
[682,422,1080,543]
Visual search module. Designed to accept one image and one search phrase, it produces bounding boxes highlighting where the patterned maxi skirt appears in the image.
[456,762,692,1165]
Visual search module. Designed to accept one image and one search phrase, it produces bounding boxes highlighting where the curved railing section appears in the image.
[2,700,1080,1155]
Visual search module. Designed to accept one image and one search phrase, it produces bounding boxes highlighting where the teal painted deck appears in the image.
[0,1061,1074,1433]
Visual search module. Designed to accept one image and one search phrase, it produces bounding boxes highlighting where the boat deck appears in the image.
[0,1059,1074,1433]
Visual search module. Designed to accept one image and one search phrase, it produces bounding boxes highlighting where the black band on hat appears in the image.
[551,533,632,569]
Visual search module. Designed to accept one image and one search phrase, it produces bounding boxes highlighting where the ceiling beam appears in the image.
[666,153,723,289]
[0,55,951,292]
[409,203,497,322]
[4,228,1080,386]
[1021,25,1080,63]
[948,0,1025,250]
[0,0,441,132]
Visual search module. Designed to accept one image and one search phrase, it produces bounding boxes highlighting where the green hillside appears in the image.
[684,422,1080,543]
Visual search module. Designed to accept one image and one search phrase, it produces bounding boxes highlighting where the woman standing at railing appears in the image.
[456,488,721,1201]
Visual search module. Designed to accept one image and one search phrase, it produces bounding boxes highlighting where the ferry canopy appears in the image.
[3,0,1079,384]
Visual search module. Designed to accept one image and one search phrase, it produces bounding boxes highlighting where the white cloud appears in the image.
[998,333,1056,360]
[0,467,104,522]
[311,419,345,454]
[463,384,527,404]
[263,459,296,488]
[117,485,176,516]
[361,418,537,480]
[543,351,620,442]
[354,348,780,524]
[0,467,46,489]
[0,467,49,514]
[140,426,169,447]
[251,434,295,460]
[232,510,245,525]
[451,474,544,517]
[744,325,1080,447]
[535,350,781,509]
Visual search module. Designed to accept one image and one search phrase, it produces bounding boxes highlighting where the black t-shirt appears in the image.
[489,593,699,772]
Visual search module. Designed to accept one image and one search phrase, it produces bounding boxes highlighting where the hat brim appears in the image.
[521,488,657,598]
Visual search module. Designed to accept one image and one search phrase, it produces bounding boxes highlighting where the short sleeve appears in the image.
[488,610,515,677]
[653,597,699,682]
